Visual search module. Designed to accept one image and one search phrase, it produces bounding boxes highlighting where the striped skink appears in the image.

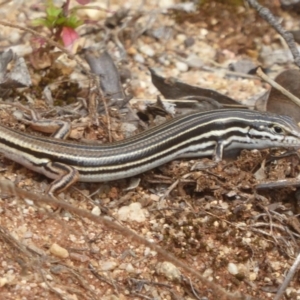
[1,108,300,195]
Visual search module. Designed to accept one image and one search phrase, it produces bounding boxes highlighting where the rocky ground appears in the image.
[0,1,300,299]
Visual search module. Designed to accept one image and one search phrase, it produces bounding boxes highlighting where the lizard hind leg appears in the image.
[45,162,80,195]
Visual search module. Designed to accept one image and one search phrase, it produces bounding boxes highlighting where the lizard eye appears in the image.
[271,125,285,134]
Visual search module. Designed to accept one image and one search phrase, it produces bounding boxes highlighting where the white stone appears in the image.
[286,287,296,296]
[117,202,148,222]
[269,261,281,271]
[125,263,135,273]
[158,55,170,66]
[100,261,117,271]
[158,0,175,7]
[139,45,155,57]
[134,53,145,64]
[91,206,101,216]
[0,277,8,287]
[46,274,53,281]
[8,32,20,44]
[24,198,34,206]
[202,268,213,278]
[219,201,229,210]
[213,221,219,228]
[176,34,186,43]
[199,28,208,36]
[175,61,188,72]
[156,261,181,281]
[228,263,238,275]
[144,247,151,256]
[249,272,257,281]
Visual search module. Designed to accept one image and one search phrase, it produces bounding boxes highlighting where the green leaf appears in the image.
[56,16,68,25]
[65,15,83,28]
[46,6,62,18]
[46,14,56,23]
[31,18,48,27]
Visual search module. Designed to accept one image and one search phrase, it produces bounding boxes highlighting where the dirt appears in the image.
[0,1,300,299]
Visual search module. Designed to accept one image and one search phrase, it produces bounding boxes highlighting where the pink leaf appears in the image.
[61,26,79,50]
[76,0,90,4]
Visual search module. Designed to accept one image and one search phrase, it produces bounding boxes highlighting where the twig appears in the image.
[246,0,300,68]
[160,179,179,201]
[188,276,202,300]
[39,269,68,300]
[0,180,260,300]
[94,77,112,143]
[274,252,300,300]
[256,67,300,108]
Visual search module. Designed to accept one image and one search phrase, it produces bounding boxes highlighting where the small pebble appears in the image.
[134,53,145,64]
[185,54,203,68]
[117,202,148,222]
[249,272,257,281]
[144,247,151,256]
[219,201,229,210]
[285,287,296,297]
[100,261,117,271]
[149,194,160,202]
[158,55,170,66]
[24,198,34,206]
[0,277,8,287]
[46,274,53,281]
[176,33,186,43]
[226,190,237,198]
[184,36,195,47]
[269,261,281,271]
[158,0,176,7]
[199,28,208,36]
[175,61,188,72]
[125,263,135,273]
[139,45,155,57]
[69,252,89,262]
[156,261,181,281]
[91,206,101,216]
[50,243,69,259]
[202,268,213,278]
[9,32,21,43]
[228,263,238,275]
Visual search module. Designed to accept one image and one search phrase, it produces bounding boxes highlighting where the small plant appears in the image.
[32,0,90,51]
